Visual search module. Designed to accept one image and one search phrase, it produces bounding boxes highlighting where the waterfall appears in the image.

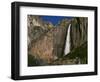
[64,24,71,56]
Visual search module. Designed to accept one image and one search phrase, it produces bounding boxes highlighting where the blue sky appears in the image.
[41,15,72,25]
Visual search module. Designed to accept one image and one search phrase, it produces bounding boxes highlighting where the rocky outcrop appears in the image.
[27,15,53,50]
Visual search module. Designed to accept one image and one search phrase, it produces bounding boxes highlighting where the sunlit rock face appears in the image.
[28,15,48,50]
[29,27,68,64]
[27,15,55,50]
[30,30,54,64]
[27,15,43,49]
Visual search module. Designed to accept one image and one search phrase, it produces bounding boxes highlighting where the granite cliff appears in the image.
[28,15,88,66]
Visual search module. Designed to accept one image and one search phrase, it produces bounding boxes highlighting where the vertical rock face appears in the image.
[27,15,44,49]
[53,27,68,58]
[27,15,53,50]
[28,15,88,65]
[70,17,88,51]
